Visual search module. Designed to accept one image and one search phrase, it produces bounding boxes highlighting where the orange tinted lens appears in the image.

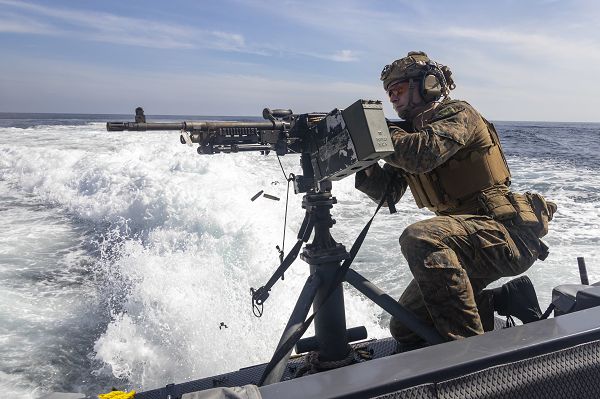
[388,85,406,98]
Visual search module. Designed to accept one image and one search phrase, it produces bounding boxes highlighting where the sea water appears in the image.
[0,113,598,397]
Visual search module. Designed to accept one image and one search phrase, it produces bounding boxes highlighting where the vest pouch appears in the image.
[526,193,557,238]
[478,189,517,220]
[509,193,539,227]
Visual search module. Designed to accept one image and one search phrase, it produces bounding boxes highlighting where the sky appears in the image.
[1,0,599,121]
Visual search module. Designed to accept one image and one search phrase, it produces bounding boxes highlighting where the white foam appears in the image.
[1,123,599,394]
[0,370,37,399]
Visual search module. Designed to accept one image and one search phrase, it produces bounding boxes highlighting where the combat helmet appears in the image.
[381,51,456,104]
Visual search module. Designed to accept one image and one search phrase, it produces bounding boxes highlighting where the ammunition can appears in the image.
[311,99,394,182]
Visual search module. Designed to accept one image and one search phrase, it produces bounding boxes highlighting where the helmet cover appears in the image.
[381,51,431,91]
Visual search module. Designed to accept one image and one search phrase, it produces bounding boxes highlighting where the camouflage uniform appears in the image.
[356,99,549,343]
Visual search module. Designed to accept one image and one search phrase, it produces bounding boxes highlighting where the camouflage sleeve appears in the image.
[384,102,475,174]
[355,163,408,204]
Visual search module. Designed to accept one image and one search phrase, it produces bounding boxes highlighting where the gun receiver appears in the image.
[106,100,394,185]
[107,110,303,155]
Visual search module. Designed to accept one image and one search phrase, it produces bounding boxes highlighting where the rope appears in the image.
[98,390,135,399]
[276,155,294,261]
[294,348,373,378]
[251,287,264,317]
[281,173,294,256]
[540,303,555,320]
[276,155,287,181]
[250,209,314,319]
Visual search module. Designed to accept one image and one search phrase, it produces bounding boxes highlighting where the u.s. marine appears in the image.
[356,51,556,344]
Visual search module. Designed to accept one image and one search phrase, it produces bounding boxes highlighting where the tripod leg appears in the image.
[261,273,322,385]
[344,268,444,345]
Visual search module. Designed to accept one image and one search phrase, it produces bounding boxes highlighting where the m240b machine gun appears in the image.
[106,99,442,388]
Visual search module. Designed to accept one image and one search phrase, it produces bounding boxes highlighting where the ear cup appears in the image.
[421,74,442,102]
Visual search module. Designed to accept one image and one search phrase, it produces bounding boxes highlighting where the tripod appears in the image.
[252,157,444,385]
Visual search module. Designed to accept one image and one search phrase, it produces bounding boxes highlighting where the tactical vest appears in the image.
[405,113,511,214]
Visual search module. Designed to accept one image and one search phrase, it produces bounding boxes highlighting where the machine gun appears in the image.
[106,99,442,386]
[108,99,396,189]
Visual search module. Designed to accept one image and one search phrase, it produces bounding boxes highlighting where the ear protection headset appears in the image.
[419,62,453,102]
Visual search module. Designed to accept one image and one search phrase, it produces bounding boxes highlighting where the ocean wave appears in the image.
[0,121,599,395]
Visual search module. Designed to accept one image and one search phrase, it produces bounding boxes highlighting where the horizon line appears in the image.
[1,111,599,125]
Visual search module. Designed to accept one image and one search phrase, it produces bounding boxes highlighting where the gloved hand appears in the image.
[364,163,382,177]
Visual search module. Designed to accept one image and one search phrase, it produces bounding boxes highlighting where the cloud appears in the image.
[241,0,600,68]
[440,27,600,63]
[0,55,380,115]
[0,0,248,51]
[1,0,599,121]
[0,10,57,34]
[235,0,419,38]
[0,0,364,63]
[294,49,360,63]
[210,31,246,50]
[329,50,359,62]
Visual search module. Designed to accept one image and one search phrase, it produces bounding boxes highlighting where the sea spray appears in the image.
[0,117,598,396]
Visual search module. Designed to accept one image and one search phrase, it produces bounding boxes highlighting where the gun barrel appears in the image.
[106,122,186,132]
[107,121,288,132]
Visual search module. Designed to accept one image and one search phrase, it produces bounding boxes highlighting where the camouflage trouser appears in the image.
[390,215,544,343]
